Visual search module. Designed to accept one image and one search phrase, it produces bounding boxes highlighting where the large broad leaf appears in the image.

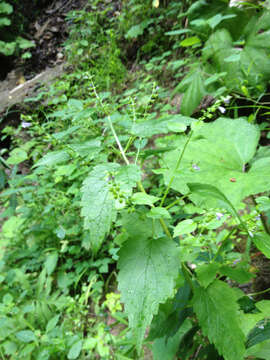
[187,183,238,218]
[121,209,164,240]
[118,236,179,351]
[15,330,36,343]
[68,139,101,158]
[131,115,194,138]
[193,280,245,360]
[81,163,119,253]
[180,72,206,116]
[81,164,140,252]
[160,117,270,207]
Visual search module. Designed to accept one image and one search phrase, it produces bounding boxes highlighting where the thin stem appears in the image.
[212,228,236,262]
[0,348,6,360]
[160,218,173,240]
[181,263,194,291]
[108,116,130,165]
[91,81,130,165]
[248,287,270,297]
[135,138,142,165]
[160,130,193,207]
[124,136,135,153]
[166,195,188,210]
[137,180,146,194]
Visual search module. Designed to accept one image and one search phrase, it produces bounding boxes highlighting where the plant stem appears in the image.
[166,195,187,210]
[160,129,193,207]
[181,262,194,291]
[93,82,174,239]
[248,287,270,297]
[91,81,130,165]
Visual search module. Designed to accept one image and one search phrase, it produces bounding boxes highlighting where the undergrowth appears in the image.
[1,0,270,359]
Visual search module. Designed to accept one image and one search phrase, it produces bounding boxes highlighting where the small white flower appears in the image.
[22,121,31,128]
[192,164,200,171]
[223,96,231,104]
[218,106,226,114]
[216,212,224,220]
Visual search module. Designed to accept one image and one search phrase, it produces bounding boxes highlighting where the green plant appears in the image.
[2,0,270,359]
[64,3,126,90]
[0,1,34,57]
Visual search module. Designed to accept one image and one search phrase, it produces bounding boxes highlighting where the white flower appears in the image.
[216,212,224,220]
[218,106,226,114]
[223,96,231,104]
[22,121,31,128]
[192,164,200,171]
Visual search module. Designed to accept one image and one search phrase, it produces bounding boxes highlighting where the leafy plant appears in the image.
[0,1,34,57]
[2,0,270,359]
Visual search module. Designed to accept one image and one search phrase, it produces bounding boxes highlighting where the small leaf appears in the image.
[46,315,60,333]
[224,53,241,63]
[167,122,187,133]
[173,219,197,237]
[3,341,17,355]
[219,264,255,283]
[52,126,80,140]
[0,17,10,26]
[7,148,28,165]
[147,207,171,219]
[195,263,219,288]
[132,192,159,206]
[15,330,36,343]
[0,40,16,55]
[44,252,58,275]
[247,320,270,348]
[34,150,70,168]
[68,139,101,158]
[187,183,238,218]
[180,72,206,116]
[68,340,83,359]
[0,2,13,14]
[17,37,35,50]
[55,226,65,239]
[125,20,151,39]
[180,36,201,47]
